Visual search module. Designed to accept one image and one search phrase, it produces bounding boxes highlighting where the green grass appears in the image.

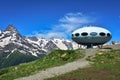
[0,51,40,69]
[47,50,120,80]
[0,49,84,80]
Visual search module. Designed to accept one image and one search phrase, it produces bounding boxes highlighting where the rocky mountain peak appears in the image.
[5,24,19,34]
[0,24,79,69]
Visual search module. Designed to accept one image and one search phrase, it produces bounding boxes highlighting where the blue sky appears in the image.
[0,0,120,42]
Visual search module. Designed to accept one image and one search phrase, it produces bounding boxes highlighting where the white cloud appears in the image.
[56,12,95,33]
[32,12,95,39]
[32,31,66,39]
[59,12,92,24]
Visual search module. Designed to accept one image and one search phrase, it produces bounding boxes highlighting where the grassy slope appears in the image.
[47,50,120,80]
[0,49,84,80]
[0,51,39,69]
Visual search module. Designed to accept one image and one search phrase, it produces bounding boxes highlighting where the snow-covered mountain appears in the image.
[0,25,80,68]
[0,25,79,57]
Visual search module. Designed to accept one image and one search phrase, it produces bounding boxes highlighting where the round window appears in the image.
[99,32,106,36]
[75,33,80,37]
[81,32,88,36]
[72,34,74,37]
[90,32,97,36]
[107,33,111,37]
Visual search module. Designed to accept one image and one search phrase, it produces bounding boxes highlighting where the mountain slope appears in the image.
[0,51,40,69]
[0,49,84,80]
[47,49,120,80]
[0,25,79,68]
[0,46,120,80]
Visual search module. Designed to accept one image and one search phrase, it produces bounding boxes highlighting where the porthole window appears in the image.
[75,33,80,37]
[99,32,106,36]
[107,33,111,37]
[72,34,74,37]
[90,32,97,36]
[81,32,88,36]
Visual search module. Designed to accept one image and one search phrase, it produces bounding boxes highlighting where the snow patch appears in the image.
[28,51,38,57]
[52,39,68,50]
[0,36,11,47]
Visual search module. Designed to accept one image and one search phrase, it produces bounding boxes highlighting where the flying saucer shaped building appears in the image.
[72,26,112,48]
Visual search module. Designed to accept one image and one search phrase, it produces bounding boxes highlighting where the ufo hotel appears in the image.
[72,26,112,48]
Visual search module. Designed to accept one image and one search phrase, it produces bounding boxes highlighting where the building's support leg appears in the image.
[87,44,93,48]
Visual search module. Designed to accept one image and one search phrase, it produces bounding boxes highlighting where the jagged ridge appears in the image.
[0,25,78,68]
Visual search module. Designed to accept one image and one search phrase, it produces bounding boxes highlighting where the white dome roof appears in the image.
[71,26,112,48]
[72,26,111,34]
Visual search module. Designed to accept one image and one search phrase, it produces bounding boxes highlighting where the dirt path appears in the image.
[15,49,99,80]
